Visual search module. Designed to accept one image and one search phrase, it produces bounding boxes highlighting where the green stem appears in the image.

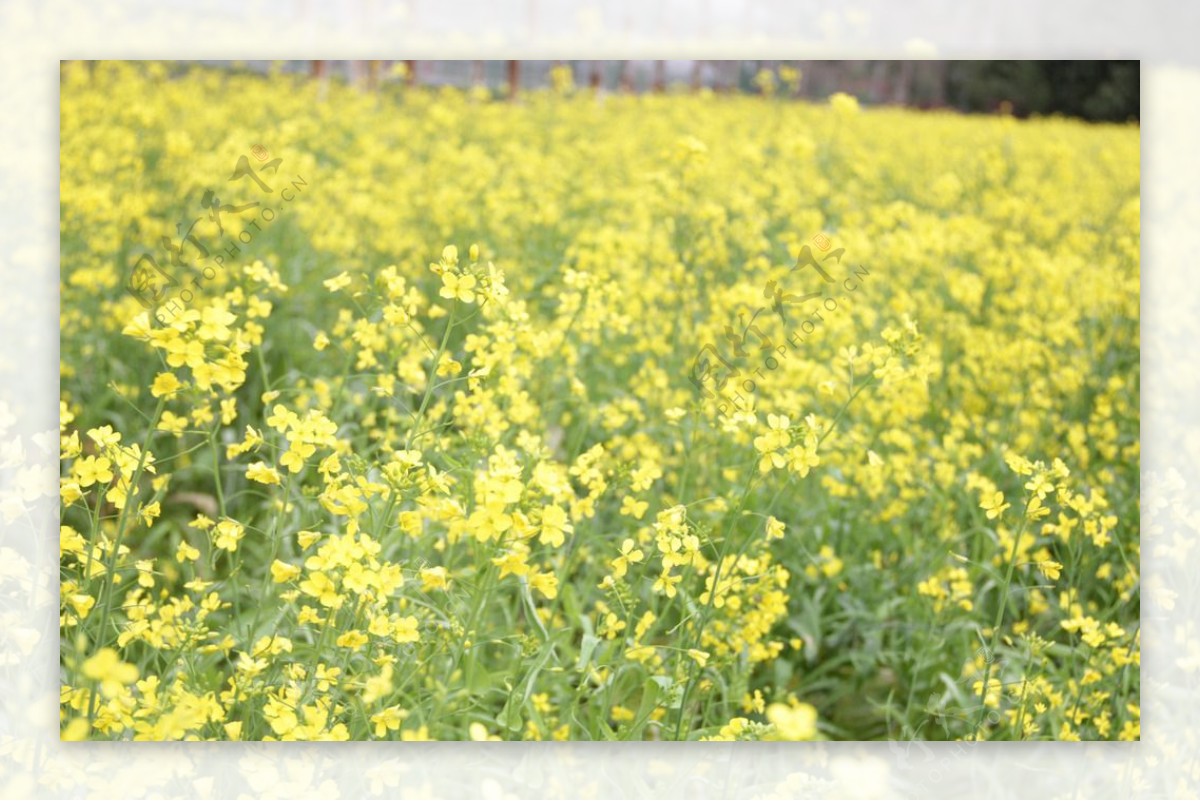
[973,500,1031,738]
[673,473,758,740]
[87,395,166,725]
[406,303,457,450]
[246,475,294,641]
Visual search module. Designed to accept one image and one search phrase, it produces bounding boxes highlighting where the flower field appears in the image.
[59,62,1140,741]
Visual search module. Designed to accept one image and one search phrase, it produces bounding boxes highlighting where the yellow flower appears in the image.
[336,630,368,650]
[150,371,182,398]
[787,441,820,478]
[625,644,656,663]
[157,410,188,436]
[529,571,558,600]
[492,547,530,579]
[767,701,819,740]
[213,519,245,552]
[86,426,121,449]
[371,706,407,737]
[610,538,645,578]
[653,568,681,598]
[81,648,139,697]
[611,705,635,723]
[469,722,501,741]
[74,455,113,488]
[323,272,352,292]
[753,414,791,473]
[270,560,301,583]
[280,447,308,474]
[619,496,649,519]
[60,481,83,504]
[246,461,282,485]
[1038,560,1063,581]
[400,725,432,741]
[806,545,844,579]
[419,566,449,592]
[393,615,420,643]
[439,272,477,304]
[765,516,785,540]
[980,491,1010,520]
[538,504,573,548]
[175,541,201,562]
[61,718,91,741]
[1025,495,1051,521]
[60,525,85,556]
[299,571,343,609]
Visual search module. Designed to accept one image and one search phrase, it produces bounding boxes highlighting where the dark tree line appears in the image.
[946,61,1139,122]
[294,60,1139,122]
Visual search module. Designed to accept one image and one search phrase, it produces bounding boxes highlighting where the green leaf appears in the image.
[577,633,600,671]
[499,644,556,732]
[626,677,662,739]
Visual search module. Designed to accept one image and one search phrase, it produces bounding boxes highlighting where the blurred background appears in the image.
[209,60,1140,122]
